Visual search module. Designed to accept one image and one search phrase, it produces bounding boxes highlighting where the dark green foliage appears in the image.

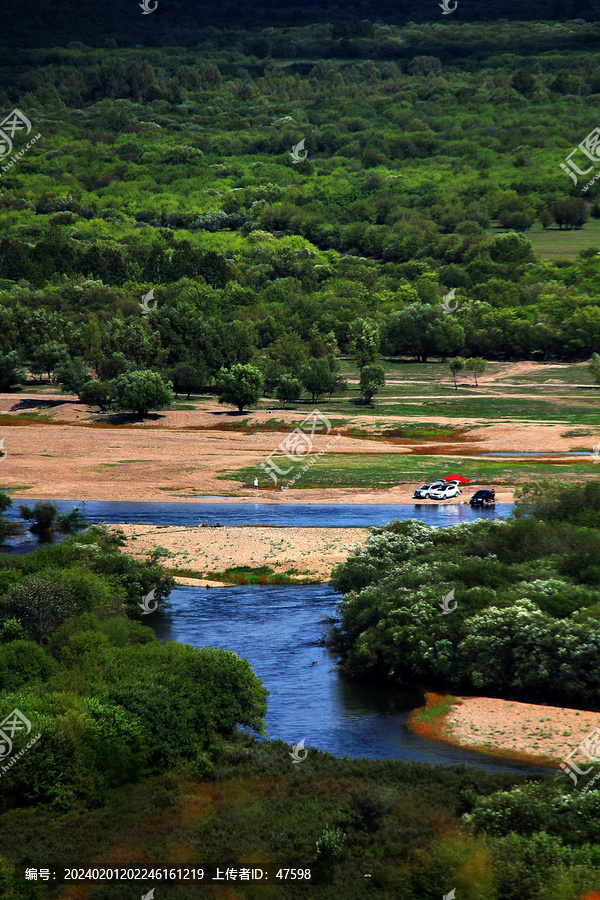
[0,527,267,813]
[166,361,205,399]
[113,369,173,418]
[0,352,25,391]
[216,363,264,412]
[3,14,600,898]
[0,641,56,690]
[551,197,589,230]
[448,356,465,388]
[55,356,90,396]
[79,379,115,411]
[300,357,332,402]
[359,363,385,405]
[18,501,58,531]
[275,373,303,407]
[330,483,600,707]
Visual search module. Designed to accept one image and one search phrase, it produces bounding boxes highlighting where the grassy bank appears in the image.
[0,734,533,900]
[228,453,597,490]
[170,564,319,585]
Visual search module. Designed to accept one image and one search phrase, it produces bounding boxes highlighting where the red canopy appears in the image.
[444,474,470,484]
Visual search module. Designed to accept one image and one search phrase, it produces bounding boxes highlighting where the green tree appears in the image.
[31,341,69,382]
[275,374,302,408]
[327,371,347,400]
[265,333,307,378]
[589,353,600,384]
[465,357,488,386]
[0,573,82,644]
[80,379,116,412]
[448,356,465,389]
[300,358,332,403]
[257,358,283,397]
[359,363,385,406]
[113,370,173,419]
[551,198,588,230]
[216,364,263,413]
[18,500,59,532]
[97,351,134,381]
[386,304,443,363]
[510,70,535,96]
[55,356,90,397]
[167,361,206,399]
[350,319,380,370]
[0,351,25,390]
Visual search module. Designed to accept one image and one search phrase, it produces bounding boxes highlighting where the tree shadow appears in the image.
[93,411,167,424]
[11,398,78,411]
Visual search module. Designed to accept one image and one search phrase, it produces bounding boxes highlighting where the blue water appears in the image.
[5,499,513,528]
[153,583,542,775]
[4,498,540,773]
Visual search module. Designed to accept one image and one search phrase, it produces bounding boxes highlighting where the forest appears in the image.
[2,17,600,414]
[1,3,600,897]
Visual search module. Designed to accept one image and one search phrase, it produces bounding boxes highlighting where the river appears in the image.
[4,499,540,774]
[5,498,512,528]
[153,580,540,776]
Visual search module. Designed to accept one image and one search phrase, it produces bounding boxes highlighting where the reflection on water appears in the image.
[0,528,62,555]
[153,583,541,775]
[2,499,540,773]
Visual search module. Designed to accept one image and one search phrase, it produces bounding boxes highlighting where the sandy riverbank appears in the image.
[0,383,595,503]
[410,694,600,767]
[113,524,370,584]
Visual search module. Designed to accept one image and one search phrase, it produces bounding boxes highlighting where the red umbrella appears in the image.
[443,474,470,484]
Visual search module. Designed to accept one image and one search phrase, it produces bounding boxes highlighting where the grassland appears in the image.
[521,219,600,260]
[227,453,597,491]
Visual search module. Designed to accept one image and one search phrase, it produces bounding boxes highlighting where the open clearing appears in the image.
[1,361,598,502]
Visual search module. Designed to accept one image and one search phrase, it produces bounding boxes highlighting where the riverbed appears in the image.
[153,582,542,776]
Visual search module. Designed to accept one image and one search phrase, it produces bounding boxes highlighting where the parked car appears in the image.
[428,483,462,501]
[469,488,496,506]
[413,481,445,499]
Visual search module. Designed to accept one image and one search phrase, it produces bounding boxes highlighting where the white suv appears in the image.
[413,481,445,499]
[428,483,462,501]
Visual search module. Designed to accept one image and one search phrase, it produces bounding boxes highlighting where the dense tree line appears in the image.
[2,25,600,395]
[329,481,600,708]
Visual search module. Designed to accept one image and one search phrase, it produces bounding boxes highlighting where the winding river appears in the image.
[154,581,539,775]
[5,499,541,774]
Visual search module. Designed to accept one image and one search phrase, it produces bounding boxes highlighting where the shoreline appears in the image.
[9,491,515,506]
[1,386,595,506]
[408,693,600,770]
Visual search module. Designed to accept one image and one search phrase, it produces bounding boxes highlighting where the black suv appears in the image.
[469,489,496,506]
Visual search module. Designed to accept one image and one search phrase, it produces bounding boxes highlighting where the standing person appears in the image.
[253,477,259,490]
